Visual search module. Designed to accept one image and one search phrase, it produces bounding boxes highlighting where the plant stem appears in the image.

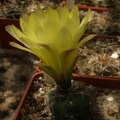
[56,77,72,93]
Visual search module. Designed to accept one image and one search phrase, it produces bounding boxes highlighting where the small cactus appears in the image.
[47,84,94,120]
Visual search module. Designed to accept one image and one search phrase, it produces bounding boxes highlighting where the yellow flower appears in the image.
[6,6,96,91]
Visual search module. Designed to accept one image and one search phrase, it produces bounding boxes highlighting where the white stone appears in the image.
[39,77,43,80]
[106,96,114,102]
[38,88,43,92]
[40,91,45,95]
[111,52,119,59]
[32,60,40,65]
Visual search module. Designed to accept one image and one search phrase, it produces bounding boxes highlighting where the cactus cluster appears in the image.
[47,84,94,120]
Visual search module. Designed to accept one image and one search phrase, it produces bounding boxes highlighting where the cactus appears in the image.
[6,6,96,119]
[47,84,94,120]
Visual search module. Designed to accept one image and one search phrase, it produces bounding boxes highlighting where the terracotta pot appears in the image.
[77,4,120,11]
[72,74,120,88]
[82,34,117,40]
[0,18,27,55]
[63,0,120,11]
[36,69,120,88]
[14,70,120,119]
[14,72,43,120]
[0,19,19,48]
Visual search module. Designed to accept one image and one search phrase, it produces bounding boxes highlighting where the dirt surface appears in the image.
[75,38,120,77]
[0,52,37,120]
[18,74,120,120]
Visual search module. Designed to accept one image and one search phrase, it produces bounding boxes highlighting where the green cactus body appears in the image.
[47,84,94,120]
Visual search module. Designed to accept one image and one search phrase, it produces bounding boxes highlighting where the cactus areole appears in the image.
[6,5,96,120]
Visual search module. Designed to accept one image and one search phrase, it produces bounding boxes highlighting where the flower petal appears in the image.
[54,27,72,52]
[10,42,39,57]
[60,48,78,76]
[70,5,80,28]
[77,34,96,48]
[38,63,59,81]
[5,25,25,42]
[20,15,37,42]
[63,18,78,37]
[38,43,61,72]
[72,9,93,46]
[57,6,69,26]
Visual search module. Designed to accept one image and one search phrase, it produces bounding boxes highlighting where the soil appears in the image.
[0,52,38,120]
[17,73,120,120]
[75,37,120,77]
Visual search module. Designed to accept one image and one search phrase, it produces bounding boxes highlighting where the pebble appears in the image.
[39,77,43,81]
[97,97,105,103]
[0,92,4,98]
[104,89,110,95]
[112,90,118,94]
[36,103,43,111]
[118,105,120,112]
[33,113,40,119]
[107,110,116,116]
[106,96,114,102]
[111,52,119,59]
[36,96,44,103]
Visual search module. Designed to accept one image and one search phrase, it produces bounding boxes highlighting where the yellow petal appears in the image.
[54,27,72,52]
[72,9,93,46]
[70,5,80,28]
[63,18,77,37]
[38,43,61,72]
[60,48,77,76]
[18,37,47,63]
[36,8,46,26]
[57,6,70,26]
[46,7,59,25]
[34,25,49,44]
[20,14,29,32]
[38,63,59,81]
[77,34,96,48]
[20,15,37,42]
[5,25,25,42]
[10,42,40,57]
